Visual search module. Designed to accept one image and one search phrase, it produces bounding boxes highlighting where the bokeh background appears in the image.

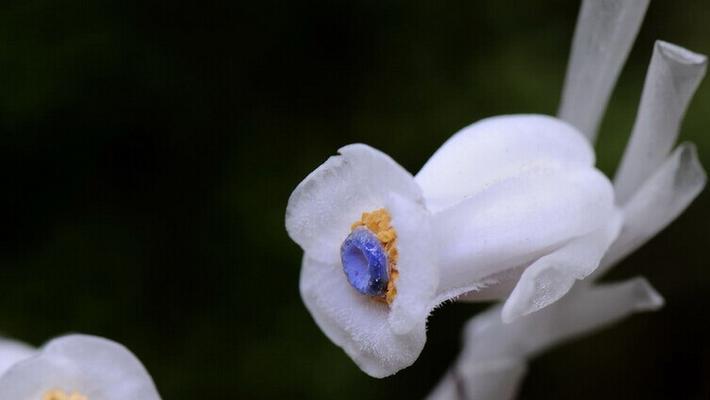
[0,1,708,398]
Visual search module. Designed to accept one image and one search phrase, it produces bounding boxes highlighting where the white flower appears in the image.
[287,143,439,378]
[0,334,161,400]
[428,0,707,398]
[286,114,618,376]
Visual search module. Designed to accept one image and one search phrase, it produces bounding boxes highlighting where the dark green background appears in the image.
[0,1,708,398]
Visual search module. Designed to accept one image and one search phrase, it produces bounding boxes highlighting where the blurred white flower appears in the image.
[0,334,161,400]
[428,0,707,398]
[287,114,618,376]
[0,338,34,376]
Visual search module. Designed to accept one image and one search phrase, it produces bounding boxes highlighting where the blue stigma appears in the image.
[340,227,389,296]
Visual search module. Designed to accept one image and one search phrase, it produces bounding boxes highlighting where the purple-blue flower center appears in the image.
[340,227,389,296]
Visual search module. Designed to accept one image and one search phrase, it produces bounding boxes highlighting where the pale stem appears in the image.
[614,41,707,204]
[558,0,649,142]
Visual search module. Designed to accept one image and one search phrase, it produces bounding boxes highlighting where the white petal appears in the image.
[454,265,527,302]
[429,278,662,400]
[415,114,594,212]
[0,334,161,400]
[500,210,622,322]
[595,143,706,277]
[614,41,707,204]
[386,193,438,336]
[300,259,424,379]
[286,143,422,263]
[0,339,34,376]
[433,164,615,301]
[299,194,436,378]
[558,0,650,141]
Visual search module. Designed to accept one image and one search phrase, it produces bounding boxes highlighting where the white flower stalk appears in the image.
[505,4,707,325]
[287,116,617,376]
[428,0,707,397]
[558,0,650,141]
[427,278,663,400]
[595,40,707,276]
[613,41,707,204]
[0,334,161,400]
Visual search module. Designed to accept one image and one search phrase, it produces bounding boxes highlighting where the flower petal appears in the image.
[300,257,425,378]
[429,278,662,400]
[557,0,650,141]
[286,143,422,263]
[500,209,622,322]
[415,114,594,212]
[386,193,438,336]
[595,143,706,277]
[299,194,435,378]
[614,41,707,204]
[433,164,615,301]
[454,265,527,302]
[0,334,161,400]
[0,339,34,376]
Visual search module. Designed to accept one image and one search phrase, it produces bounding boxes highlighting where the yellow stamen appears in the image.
[42,389,88,400]
[351,208,399,304]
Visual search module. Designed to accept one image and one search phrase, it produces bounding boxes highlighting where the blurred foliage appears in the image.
[0,1,708,399]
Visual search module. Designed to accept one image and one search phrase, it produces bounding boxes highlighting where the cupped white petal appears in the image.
[416,114,594,212]
[429,278,662,400]
[595,143,706,277]
[0,339,34,376]
[299,194,436,378]
[500,210,622,322]
[300,257,426,378]
[614,41,707,204]
[0,334,161,400]
[286,143,422,263]
[558,0,650,141]
[433,164,615,301]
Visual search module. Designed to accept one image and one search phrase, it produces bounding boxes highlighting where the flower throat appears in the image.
[340,208,399,304]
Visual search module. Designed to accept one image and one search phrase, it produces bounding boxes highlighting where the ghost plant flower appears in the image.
[287,144,439,377]
[429,0,707,398]
[287,116,619,375]
[0,334,161,400]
